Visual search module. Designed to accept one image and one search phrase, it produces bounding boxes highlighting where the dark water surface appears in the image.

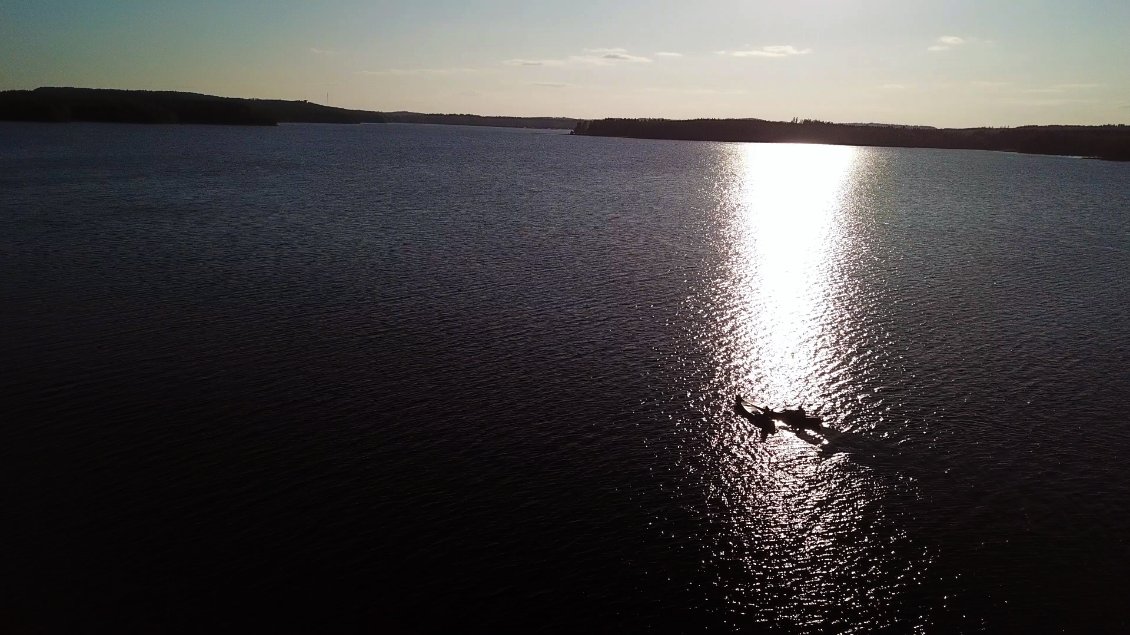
[3,122,1129,633]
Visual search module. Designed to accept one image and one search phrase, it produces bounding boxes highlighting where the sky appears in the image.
[2,0,1129,127]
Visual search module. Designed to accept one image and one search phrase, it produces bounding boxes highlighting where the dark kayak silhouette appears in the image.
[733,395,778,441]
[735,395,824,432]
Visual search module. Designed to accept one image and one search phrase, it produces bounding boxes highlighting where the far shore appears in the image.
[3,86,1127,161]
[571,117,1130,162]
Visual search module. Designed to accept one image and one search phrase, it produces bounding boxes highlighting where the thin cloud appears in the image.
[646,86,749,96]
[970,81,1101,95]
[1054,82,1101,90]
[533,82,569,88]
[600,52,651,62]
[1020,83,1101,94]
[359,67,479,76]
[929,35,967,52]
[722,45,812,58]
[1004,97,1099,107]
[504,48,651,67]
[971,80,1012,89]
[655,52,683,57]
[582,48,652,63]
[309,47,340,56]
[503,59,565,67]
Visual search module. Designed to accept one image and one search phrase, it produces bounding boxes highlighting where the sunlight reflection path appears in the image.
[729,143,857,412]
[692,144,928,630]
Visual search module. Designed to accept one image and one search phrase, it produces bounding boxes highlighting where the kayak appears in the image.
[776,408,824,430]
[735,395,823,430]
[734,394,767,418]
[734,395,776,435]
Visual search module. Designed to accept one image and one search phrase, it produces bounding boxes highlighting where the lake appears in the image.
[3,122,1129,633]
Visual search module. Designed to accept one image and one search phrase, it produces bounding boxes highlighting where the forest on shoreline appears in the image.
[4,87,1128,160]
[0,87,576,129]
[572,117,1130,161]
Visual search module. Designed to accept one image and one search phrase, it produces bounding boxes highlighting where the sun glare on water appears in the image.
[695,143,927,630]
[728,142,858,413]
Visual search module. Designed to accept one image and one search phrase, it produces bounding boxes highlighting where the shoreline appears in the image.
[571,117,1130,162]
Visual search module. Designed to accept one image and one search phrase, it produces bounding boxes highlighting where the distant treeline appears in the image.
[381,111,576,129]
[573,118,1130,161]
[0,87,576,129]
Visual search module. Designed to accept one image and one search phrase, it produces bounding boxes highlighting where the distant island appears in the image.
[573,118,1130,161]
[0,87,577,129]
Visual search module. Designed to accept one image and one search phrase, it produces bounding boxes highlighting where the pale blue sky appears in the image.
[2,0,1128,126]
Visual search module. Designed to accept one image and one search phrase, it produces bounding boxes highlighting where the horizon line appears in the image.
[4,85,1128,130]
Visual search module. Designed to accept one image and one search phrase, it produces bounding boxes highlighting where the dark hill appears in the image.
[0,87,388,125]
[0,87,276,125]
[250,98,384,124]
[0,87,577,129]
